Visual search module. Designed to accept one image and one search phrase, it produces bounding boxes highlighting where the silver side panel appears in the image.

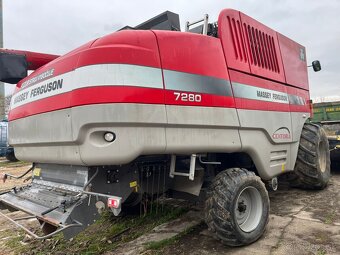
[72,103,167,165]
[11,103,168,165]
[9,108,73,144]
[165,105,241,153]
[237,109,309,180]
[9,103,307,180]
[10,104,168,165]
[9,104,242,165]
[237,109,292,179]
[9,109,82,165]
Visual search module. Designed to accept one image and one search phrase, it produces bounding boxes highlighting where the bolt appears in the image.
[238,201,247,213]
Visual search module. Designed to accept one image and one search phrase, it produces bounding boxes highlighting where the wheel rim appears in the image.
[235,186,263,233]
[319,140,327,173]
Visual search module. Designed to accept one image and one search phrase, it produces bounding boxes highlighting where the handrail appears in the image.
[185,14,209,35]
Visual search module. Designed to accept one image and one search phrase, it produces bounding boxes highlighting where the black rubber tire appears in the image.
[205,168,270,246]
[5,151,18,162]
[290,123,331,189]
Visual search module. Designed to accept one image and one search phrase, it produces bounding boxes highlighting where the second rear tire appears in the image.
[290,123,330,189]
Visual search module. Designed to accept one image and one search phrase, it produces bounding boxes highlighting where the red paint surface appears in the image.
[154,30,229,80]
[9,9,311,122]
[277,33,309,90]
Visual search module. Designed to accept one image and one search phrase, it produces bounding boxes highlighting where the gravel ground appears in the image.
[157,170,340,255]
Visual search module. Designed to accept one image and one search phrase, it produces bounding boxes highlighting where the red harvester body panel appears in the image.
[8,9,311,179]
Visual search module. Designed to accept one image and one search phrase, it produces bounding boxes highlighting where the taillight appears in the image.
[107,197,121,209]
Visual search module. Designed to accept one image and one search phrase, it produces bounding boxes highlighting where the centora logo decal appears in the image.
[272,127,291,140]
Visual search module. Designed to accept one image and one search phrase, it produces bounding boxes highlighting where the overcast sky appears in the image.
[3,0,340,100]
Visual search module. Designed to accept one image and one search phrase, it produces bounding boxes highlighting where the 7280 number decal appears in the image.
[174,92,202,102]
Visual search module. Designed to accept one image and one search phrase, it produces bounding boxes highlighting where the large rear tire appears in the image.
[290,123,330,189]
[205,168,269,246]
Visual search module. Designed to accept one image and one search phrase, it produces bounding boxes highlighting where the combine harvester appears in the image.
[0,9,329,246]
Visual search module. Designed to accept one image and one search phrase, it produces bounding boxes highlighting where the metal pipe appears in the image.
[189,154,196,181]
[203,14,209,35]
[198,155,221,165]
[169,155,176,178]
[83,168,99,191]
[185,14,209,35]
[4,163,35,180]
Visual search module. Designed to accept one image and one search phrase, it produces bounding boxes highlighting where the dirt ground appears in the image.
[157,171,340,255]
[0,161,339,255]
[0,160,34,255]
[0,161,32,192]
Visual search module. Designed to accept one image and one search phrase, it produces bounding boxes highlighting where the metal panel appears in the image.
[277,33,308,90]
[239,12,286,83]
[154,30,230,80]
[218,9,250,73]
[34,163,88,187]
[120,11,180,31]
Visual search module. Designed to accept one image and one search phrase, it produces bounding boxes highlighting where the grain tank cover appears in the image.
[120,11,180,31]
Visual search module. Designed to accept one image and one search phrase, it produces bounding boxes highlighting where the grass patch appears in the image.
[324,210,336,224]
[147,237,177,250]
[5,205,188,255]
[314,231,331,245]
[316,248,326,255]
[146,223,200,251]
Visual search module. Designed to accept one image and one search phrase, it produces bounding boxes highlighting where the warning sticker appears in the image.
[129,181,137,188]
[33,168,41,177]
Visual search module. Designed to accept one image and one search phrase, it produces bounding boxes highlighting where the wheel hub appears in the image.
[235,186,263,233]
[238,201,247,213]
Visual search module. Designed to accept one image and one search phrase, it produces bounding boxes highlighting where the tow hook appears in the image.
[267,177,278,191]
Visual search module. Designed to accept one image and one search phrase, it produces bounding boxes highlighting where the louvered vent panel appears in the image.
[227,16,247,63]
[244,23,280,73]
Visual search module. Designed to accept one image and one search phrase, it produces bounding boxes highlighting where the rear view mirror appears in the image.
[0,52,28,84]
[312,60,321,72]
